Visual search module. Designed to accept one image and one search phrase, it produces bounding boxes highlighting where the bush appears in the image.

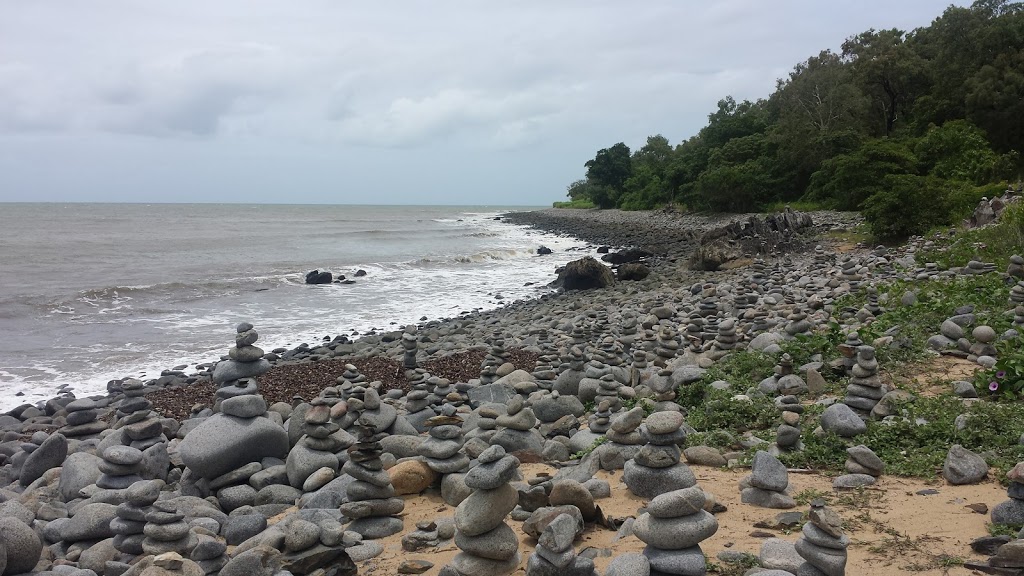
[861,174,958,239]
[552,199,596,209]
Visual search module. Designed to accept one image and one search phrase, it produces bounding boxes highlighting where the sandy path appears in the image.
[357,463,1004,575]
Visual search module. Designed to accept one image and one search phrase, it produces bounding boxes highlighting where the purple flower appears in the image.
[990,381,1000,392]
[997,371,1007,379]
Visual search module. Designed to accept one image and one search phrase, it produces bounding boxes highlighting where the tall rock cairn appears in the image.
[447,445,521,576]
[844,345,884,415]
[341,422,404,539]
[795,500,848,576]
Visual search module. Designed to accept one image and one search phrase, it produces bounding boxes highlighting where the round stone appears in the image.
[646,411,684,435]
[103,445,143,466]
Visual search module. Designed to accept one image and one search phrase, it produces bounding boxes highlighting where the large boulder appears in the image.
[554,257,614,290]
[601,248,652,265]
[689,239,743,271]
[58,452,103,502]
[179,414,289,480]
[0,517,42,576]
[617,262,650,281]
[304,270,333,285]
[20,433,67,486]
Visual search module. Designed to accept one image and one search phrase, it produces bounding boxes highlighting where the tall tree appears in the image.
[584,143,632,208]
[842,28,926,136]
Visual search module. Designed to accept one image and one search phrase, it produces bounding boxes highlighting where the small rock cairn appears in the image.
[491,395,543,455]
[142,499,197,556]
[740,451,796,509]
[421,415,471,475]
[286,400,343,490]
[624,411,695,499]
[991,461,1024,526]
[401,325,418,370]
[844,345,883,415]
[448,445,521,576]
[342,423,404,539]
[526,512,596,576]
[480,332,508,385]
[112,478,162,555]
[795,500,849,576]
[634,485,719,576]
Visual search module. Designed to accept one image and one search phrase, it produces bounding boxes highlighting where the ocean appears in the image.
[0,203,591,411]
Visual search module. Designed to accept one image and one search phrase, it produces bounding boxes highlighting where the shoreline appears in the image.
[2,207,864,416]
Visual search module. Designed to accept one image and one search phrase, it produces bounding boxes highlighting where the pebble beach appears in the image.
[3,202,1024,576]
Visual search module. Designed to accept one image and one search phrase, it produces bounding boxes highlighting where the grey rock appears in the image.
[178,413,289,480]
[820,403,866,437]
[943,444,989,485]
[0,517,42,575]
[604,552,650,576]
[20,432,67,486]
[59,451,103,502]
[760,538,803,573]
[750,451,788,492]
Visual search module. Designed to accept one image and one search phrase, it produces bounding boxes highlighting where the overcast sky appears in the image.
[0,1,964,205]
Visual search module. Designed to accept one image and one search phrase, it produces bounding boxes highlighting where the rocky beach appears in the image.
[3,197,1024,576]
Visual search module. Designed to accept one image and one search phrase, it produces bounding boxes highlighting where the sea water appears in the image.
[0,203,591,410]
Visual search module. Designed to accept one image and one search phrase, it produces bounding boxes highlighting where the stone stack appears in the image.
[776,409,802,452]
[631,349,648,371]
[98,445,145,490]
[684,313,704,353]
[553,347,587,396]
[991,462,1024,526]
[594,374,623,412]
[600,406,645,470]
[449,445,521,576]
[525,512,595,576]
[795,501,848,576]
[480,332,508,385]
[532,352,559,391]
[113,479,161,555]
[839,256,861,286]
[845,445,884,478]
[179,326,288,482]
[587,400,613,434]
[1015,306,1024,327]
[491,396,544,455]
[468,406,499,442]
[619,313,639,352]
[654,327,680,367]
[624,411,695,499]
[1009,255,1024,279]
[784,309,812,336]
[740,451,796,509]
[844,346,885,415]
[404,387,435,433]
[286,400,343,490]
[634,485,719,576]
[60,398,107,437]
[422,415,471,475]
[142,499,197,556]
[1011,282,1024,306]
[863,287,883,317]
[402,325,418,370]
[342,423,404,538]
[212,321,271,401]
[838,332,863,375]
[964,260,997,275]
[709,318,738,359]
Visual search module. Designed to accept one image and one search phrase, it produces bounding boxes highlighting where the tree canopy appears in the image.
[563,0,1023,238]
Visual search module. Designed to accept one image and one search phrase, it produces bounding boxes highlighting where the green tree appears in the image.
[805,138,918,210]
[584,143,632,208]
[842,28,926,136]
[915,120,1009,183]
[693,133,778,212]
[861,174,959,238]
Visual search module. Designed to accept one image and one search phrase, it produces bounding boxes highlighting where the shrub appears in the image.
[861,174,958,239]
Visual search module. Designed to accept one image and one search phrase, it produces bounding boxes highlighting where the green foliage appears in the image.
[684,387,778,435]
[805,139,918,210]
[570,435,607,460]
[552,199,596,209]
[915,200,1024,269]
[561,2,1024,214]
[861,174,960,239]
[974,337,1024,399]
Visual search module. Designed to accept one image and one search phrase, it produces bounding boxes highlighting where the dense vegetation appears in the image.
[564,0,1024,238]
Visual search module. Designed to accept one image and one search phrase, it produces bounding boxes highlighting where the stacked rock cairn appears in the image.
[286,399,344,491]
[634,485,719,576]
[402,324,418,370]
[421,414,471,475]
[795,500,849,576]
[740,451,796,509]
[447,445,521,576]
[491,395,543,455]
[112,478,162,555]
[526,512,596,576]
[480,332,508,385]
[142,498,197,556]
[342,422,404,538]
[844,345,884,415]
[624,411,695,499]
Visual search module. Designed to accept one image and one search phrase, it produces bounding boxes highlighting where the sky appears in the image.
[0,1,967,205]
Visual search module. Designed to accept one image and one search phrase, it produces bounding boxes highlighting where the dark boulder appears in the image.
[596,246,611,254]
[305,270,333,285]
[601,248,652,265]
[537,246,553,255]
[553,257,614,290]
[354,269,367,277]
[617,263,650,281]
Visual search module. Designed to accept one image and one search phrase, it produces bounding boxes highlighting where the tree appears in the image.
[842,29,926,136]
[915,120,1010,183]
[584,143,632,208]
[805,139,918,210]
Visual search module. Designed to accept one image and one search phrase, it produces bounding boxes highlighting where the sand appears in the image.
[356,463,1005,575]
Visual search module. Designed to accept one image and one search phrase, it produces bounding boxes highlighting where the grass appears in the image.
[915,200,1024,270]
[552,199,597,209]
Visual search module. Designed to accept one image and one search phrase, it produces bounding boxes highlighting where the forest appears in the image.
[564,0,1024,238]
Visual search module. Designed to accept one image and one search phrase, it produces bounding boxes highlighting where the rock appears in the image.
[20,432,67,486]
[749,451,788,492]
[820,403,867,437]
[617,263,650,281]
[389,460,438,495]
[548,479,596,521]
[0,517,42,575]
[556,257,615,290]
[59,451,103,502]
[943,444,989,485]
[179,413,289,480]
